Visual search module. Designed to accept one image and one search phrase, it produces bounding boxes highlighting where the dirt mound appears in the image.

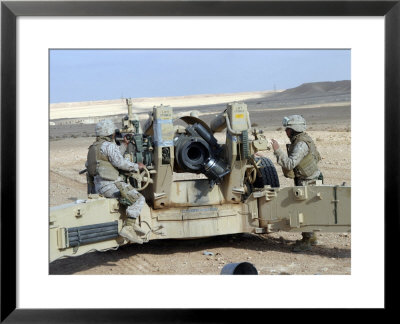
[272,80,350,99]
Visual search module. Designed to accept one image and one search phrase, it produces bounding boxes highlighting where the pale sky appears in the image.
[50,49,350,103]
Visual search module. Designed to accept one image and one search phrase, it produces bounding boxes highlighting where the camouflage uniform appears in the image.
[94,139,145,219]
[273,140,321,184]
[87,119,147,244]
[273,115,322,251]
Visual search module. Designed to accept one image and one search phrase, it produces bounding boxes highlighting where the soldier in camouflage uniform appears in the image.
[86,119,147,244]
[271,115,323,252]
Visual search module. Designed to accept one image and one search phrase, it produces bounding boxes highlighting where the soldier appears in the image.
[86,119,147,244]
[271,115,323,252]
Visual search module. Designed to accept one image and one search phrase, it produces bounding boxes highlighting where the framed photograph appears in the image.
[1,0,398,321]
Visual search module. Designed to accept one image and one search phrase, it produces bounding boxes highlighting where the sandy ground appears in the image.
[49,121,351,275]
[50,90,278,120]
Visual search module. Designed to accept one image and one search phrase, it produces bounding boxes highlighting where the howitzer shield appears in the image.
[154,119,173,147]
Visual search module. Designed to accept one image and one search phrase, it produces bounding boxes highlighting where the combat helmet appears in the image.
[282,115,306,132]
[95,119,116,137]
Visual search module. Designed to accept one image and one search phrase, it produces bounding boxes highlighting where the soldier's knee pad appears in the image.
[127,190,144,205]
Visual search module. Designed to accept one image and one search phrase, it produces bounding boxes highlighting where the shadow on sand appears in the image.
[49,233,350,275]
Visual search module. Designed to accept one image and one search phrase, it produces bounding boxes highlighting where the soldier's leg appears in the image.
[292,177,319,251]
[302,232,318,245]
[293,231,317,252]
[96,181,119,197]
[125,189,147,236]
[299,176,318,246]
[116,183,147,243]
[116,183,146,219]
[125,190,145,219]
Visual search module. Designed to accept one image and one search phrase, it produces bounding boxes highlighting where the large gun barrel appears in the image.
[174,122,229,185]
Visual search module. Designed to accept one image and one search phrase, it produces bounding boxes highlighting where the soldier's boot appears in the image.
[119,218,144,244]
[292,232,316,252]
[309,232,318,246]
[132,223,147,236]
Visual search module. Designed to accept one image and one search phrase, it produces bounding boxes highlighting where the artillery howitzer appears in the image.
[50,101,350,262]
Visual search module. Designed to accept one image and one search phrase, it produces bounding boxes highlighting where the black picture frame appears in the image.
[1,0,398,321]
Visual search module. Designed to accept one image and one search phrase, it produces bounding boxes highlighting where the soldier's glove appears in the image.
[282,167,295,179]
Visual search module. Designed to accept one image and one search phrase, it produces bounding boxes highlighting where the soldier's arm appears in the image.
[103,143,139,172]
[274,141,309,170]
[118,142,128,155]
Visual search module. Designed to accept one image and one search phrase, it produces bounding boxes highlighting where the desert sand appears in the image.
[50,90,278,120]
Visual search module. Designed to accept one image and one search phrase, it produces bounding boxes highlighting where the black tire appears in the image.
[253,157,280,188]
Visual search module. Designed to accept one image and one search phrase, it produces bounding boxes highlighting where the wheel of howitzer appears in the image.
[253,157,280,188]
[129,166,151,191]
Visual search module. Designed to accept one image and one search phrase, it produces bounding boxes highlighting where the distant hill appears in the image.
[272,80,350,100]
[50,80,350,122]
[243,80,351,111]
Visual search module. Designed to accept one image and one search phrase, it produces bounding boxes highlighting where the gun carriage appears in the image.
[50,100,350,262]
